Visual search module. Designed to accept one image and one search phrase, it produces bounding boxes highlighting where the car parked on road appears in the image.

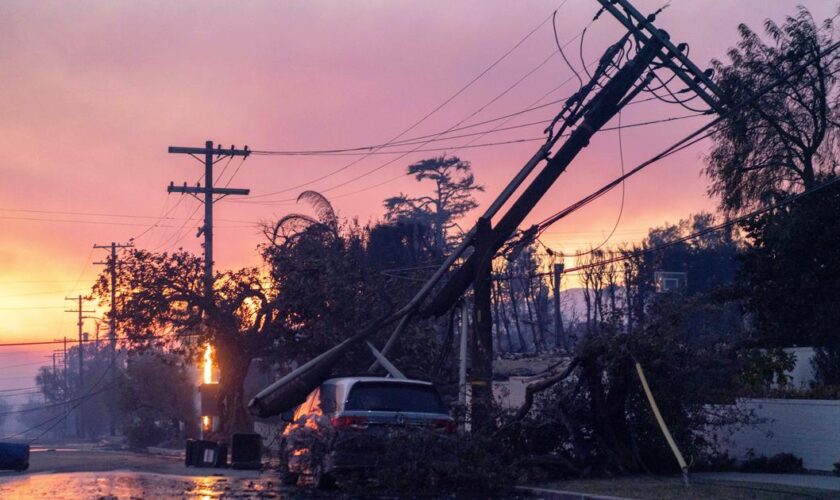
[279,376,456,487]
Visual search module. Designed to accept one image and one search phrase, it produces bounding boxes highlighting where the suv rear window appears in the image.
[345,382,445,413]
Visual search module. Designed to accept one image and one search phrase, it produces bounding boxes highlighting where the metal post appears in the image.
[459,301,469,406]
[458,300,469,431]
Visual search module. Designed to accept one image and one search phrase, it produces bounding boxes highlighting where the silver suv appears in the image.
[280,376,455,487]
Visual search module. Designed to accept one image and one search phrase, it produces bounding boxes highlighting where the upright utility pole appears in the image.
[167,141,250,302]
[552,262,565,349]
[470,217,495,430]
[94,242,133,346]
[65,295,94,438]
[94,242,131,436]
[458,300,469,407]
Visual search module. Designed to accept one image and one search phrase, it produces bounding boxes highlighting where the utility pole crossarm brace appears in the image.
[596,0,727,113]
[168,146,251,157]
[167,184,250,196]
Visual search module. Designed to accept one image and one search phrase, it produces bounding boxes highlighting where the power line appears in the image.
[0,386,40,393]
[0,331,200,349]
[250,98,569,156]
[553,109,629,258]
[533,36,840,238]
[247,5,577,199]
[0,207,251,224]
[1,354,117,442]
[246,114,702,158]
[525,177,840,286]
[0,214,251,228]
[0,384,117,416]
[230,114,703,207]
[0,306,67,311]
[523,175,840,280]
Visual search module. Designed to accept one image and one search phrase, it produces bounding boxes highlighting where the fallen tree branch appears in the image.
[512,357,581,421]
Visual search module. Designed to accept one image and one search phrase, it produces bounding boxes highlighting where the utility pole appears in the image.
[65,295,94,438]
[470,217,495,431]
[552,262,565,349]
[167,141,250,303]
[94,242,132,346]
[422,38,663,317]
[458,300,469,406]
[94,241,131,437]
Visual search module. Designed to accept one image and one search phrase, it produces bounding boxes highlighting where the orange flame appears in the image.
[203,344,213,384]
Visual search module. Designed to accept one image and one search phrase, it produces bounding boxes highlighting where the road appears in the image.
[0,446,296,498]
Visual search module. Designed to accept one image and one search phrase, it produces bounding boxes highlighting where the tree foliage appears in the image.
[706,7,840,214]
[496,216,748,476]
[92,248,278,435]
[737,181,840,385]
[117,352,198,449]
[262,195,451,382]
[384,155,483,253]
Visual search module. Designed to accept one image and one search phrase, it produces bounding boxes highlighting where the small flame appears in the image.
[203,344,213,384]
[202,416,211,431]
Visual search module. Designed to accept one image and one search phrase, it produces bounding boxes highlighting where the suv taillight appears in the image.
[331,415,369,430]
[431,418,457,433]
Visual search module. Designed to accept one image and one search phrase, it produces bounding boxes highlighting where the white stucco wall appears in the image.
[717,399,840,472]
[784,347,816,389]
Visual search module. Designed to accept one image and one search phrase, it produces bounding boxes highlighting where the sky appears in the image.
[0,0,836,391]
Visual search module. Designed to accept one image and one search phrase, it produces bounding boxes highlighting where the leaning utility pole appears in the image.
[93,241,132,436]
[65,295,94,438]
[248,0,729,420]
[167,141,250,303]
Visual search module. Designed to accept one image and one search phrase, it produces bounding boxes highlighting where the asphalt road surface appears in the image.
[0,446,296,499]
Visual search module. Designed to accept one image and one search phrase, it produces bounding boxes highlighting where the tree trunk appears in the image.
[495,280,515,352]
[523,279,541,351]
[491,279,504,353]
[506,273,527,352]
[215,335,253,438]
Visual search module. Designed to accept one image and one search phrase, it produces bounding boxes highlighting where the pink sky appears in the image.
[0,1,835,388]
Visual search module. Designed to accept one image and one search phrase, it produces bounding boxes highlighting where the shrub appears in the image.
[694,452,738,472]
[740,452,804,473]
[341,430,516,496]
[124,417,167,450]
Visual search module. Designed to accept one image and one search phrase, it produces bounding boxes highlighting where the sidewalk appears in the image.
[695,471,840,491]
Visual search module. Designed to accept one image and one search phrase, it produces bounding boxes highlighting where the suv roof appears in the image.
[323,376,434,388]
